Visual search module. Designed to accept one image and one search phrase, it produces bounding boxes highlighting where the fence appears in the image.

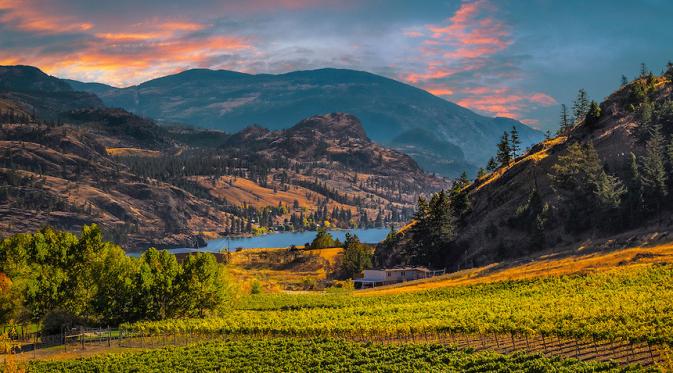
[1,326,666,367]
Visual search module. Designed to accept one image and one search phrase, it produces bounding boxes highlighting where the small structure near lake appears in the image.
[353,267,445,289]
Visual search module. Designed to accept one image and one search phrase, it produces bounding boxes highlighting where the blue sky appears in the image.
[0,0,671,130]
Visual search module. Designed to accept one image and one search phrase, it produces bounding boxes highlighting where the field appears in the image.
[227,247,343,291]
[126,263,673,348]
[27,338,635,372]
[7,242,673,371]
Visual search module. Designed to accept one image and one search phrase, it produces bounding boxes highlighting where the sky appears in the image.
[1,0,672,131]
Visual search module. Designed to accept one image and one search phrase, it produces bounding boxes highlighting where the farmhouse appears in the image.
[353,267,445,289]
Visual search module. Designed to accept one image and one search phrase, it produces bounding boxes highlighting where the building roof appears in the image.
[366,266,434,272]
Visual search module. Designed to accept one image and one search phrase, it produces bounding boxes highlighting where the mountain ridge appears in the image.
[65,67,544,177]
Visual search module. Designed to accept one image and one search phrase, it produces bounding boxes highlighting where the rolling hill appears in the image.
[65,68,544,177]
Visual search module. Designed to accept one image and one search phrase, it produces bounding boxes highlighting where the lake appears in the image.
[168,227,391,254]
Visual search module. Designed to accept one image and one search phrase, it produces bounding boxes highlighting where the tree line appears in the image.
[0,225,229,332]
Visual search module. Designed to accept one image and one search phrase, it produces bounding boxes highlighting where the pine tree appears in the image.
[641,125,668,216]
[486,157,498,172]
[510,126,521,157]
[621,75,629,86]
[624,152,644,226]
[476,168,487,179]
[572,89,590,124]
[496,132,512,167]
[640,62,649,78]
[585,100,602,127]
[558,104,573,135]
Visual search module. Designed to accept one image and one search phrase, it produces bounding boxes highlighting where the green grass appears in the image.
[28,338,644,373]
[126,264,673,345]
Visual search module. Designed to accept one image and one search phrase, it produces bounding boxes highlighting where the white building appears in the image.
[353,267,445,289]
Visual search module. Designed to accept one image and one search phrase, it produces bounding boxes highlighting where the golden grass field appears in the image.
[227,247,344,291]
[106,147,162,157]
[359,241,673,295]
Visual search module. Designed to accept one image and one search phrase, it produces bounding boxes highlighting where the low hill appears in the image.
[376,65,673,270]
[66,68,544,177]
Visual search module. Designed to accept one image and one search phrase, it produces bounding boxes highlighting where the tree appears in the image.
[476,168,487,179]
[496,132,512,167]
[510,126,521,157]
[550,142,622,232]
[572,89,590,124]
[624,153,644,226]
[641,125,668,216]
[136,248,181,320]
[177,253,226,317]
[340,234,372,278]
[666,61,673,79]
[640,62,649,78]
[486,157,498,172]
[585,100,602,127]
[621,75,629,86]
[309,227,339,249]
[558,104,573,135]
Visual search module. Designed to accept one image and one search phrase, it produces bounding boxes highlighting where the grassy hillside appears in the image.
[227,247,344,291]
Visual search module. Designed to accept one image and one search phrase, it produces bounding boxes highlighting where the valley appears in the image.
[0,66,447,249]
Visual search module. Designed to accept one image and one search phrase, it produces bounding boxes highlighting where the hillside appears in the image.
[0,65,103,120]
[65,68,544,177]
[0,66,448,249]
[376,65,673,271]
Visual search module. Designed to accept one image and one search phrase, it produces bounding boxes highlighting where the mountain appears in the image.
[376,67,673,270]
[66,68,544,177]
[0,65,448,249]
[0,65,103,119]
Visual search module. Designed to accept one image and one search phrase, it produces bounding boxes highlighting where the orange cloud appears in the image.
[400,0,555,123]
[456,87,556,119]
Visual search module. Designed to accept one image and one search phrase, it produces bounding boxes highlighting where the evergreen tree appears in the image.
[621,75,629,86]
[585,100,602,127]
[496,132,512,167]
[640,62,649,77]
[624,152,644,226]
[476,168,487,179]
[486,157,498,172]
[641,125,668,216]
[572,89,590,124]
[558,104,573,135]
[510,126,521,157]
[339,234,372,278]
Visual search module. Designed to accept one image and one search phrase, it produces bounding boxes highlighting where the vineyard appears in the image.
[126,264,673,346]
[27,337,638,372]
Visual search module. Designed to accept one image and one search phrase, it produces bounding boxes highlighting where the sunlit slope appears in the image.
[362,241,673,295]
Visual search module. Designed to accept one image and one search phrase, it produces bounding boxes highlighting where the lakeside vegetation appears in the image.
[0,225,232,330]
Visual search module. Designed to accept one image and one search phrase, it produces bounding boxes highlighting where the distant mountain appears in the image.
[0,65,103,119]
[66,68,544,177]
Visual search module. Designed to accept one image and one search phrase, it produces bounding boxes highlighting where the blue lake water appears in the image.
[168,227,391,254]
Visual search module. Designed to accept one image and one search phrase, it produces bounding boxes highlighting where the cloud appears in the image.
[397,0,556,122]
